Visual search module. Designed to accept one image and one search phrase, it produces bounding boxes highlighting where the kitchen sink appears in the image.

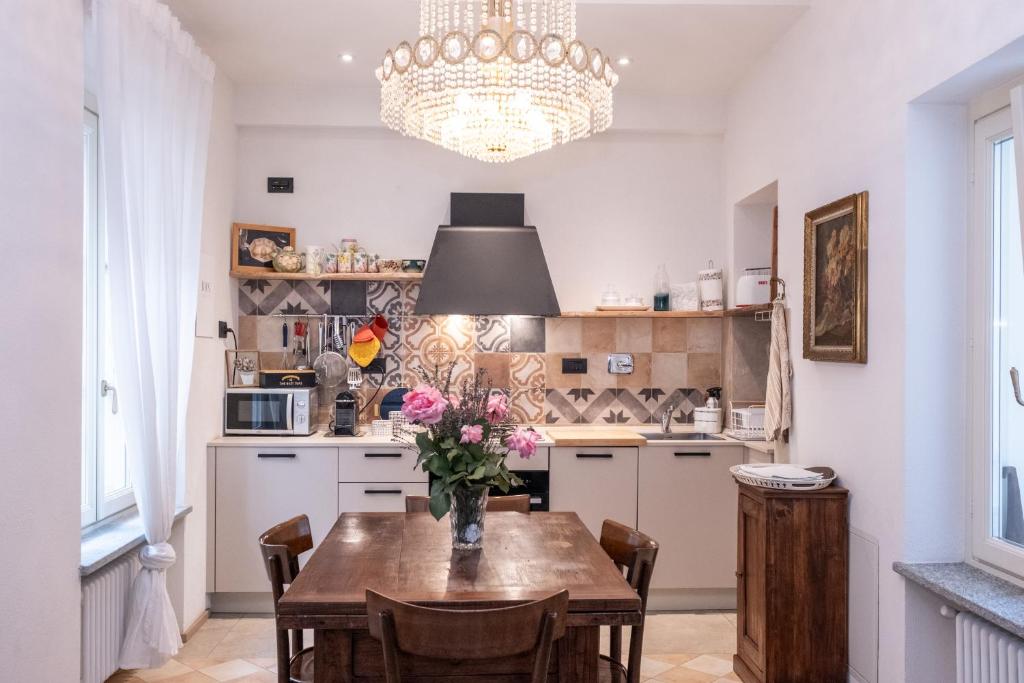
[640,432,725,441]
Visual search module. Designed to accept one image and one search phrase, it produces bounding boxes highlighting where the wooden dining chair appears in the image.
[259,515,316,683]
[405,494,532,513]
[599,519,659,683]
[366,589,568,683]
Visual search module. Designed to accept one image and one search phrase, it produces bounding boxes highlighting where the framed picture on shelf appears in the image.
[803,191,868,363]
[225,349,261,388]
[231,223,295,275]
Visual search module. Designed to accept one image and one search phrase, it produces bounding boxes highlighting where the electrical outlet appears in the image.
[267,177,294,193]
[218,321,229,339]
[562,357,587,374]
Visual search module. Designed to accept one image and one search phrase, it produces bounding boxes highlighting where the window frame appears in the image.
[81,105,135,529]
[969,104,1024,578]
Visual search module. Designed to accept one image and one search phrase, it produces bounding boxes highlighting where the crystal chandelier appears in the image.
[376,0,618,163]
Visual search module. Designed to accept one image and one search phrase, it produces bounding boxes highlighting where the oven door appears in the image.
[429,470,549,511]
[224,391,294,434]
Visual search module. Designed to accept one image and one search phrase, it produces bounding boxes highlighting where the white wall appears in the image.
[0,2,84,680]
[234,125,725,311]
[181,72,238,629]
[722,1,1024,680]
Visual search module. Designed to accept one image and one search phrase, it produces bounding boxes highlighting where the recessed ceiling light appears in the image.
[339,53,354,64]
[617,56,631,66]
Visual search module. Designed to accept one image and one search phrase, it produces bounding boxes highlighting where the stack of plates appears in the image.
[729,463,836,491]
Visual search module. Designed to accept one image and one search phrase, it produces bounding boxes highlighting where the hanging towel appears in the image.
[764,300,792,442]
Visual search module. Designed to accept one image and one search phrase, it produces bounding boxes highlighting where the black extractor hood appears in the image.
[414,193,561,316]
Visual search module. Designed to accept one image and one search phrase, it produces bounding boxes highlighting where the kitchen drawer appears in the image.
[505,446,549,471]
[549,447,638,538]
[339,482,428,513]
[339,447,427,483]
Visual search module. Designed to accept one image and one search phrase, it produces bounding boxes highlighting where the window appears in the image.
[81,107,134,527]
[971,105,1024,576]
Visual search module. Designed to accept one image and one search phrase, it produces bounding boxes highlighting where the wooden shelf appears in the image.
[229,270,424,281]
[560,310,723,318]
[724,304,773,317]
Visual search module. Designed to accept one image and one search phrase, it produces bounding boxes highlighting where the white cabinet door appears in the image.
[549,447,638,538]
[215,447,338,593]
[338,482,428,513]
[338,447,427,483]
[637,445,743,589]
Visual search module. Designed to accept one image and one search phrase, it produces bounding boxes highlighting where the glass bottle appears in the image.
[654,264,671,311]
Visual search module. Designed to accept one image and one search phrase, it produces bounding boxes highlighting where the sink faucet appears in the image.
[660,401,677,434]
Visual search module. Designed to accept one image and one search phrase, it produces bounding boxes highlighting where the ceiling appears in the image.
[166,0,807,97]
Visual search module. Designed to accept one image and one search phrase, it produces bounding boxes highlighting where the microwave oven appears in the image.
[224,387,318,436]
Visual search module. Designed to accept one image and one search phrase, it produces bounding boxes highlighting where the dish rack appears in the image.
[730,464,836,491]
[725,402,766,441]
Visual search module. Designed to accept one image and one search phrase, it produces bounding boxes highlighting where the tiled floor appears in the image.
[109,611,740,683]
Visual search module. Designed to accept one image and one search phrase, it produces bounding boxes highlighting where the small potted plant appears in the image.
[235,355,257,386]
[399,364,541,550]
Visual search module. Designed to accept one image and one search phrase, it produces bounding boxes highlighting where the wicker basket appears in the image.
[730,464,836,491]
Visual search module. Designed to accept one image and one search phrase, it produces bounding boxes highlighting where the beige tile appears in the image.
[646,654,699,666]
[221,672,276,683]
[682,654,734,677]
[713,674,741,682]
[243,658,278,670]
[198,659,264,682]
[157,673,218,683]
[545,318,582,352]
[545,353,583,388]
[237,316,259,349]
[687,353,722,390]
[652,318,688,352]
[581,318,617,352]
[227,618,275,636]
[473,352,511,385]
[616,353,652,389]
[687,319,722,353]
[641,613,735,654]
[616,318,653,352]
[135,659,196,682]
[654,666,717,682]
[582,354,617,389]
[641,656,677,678]
[652,353,688,388]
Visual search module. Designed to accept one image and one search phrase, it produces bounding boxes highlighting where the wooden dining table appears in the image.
[277,511,642,682]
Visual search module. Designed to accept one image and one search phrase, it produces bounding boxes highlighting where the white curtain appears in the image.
[1012,86,1024,272]
[93,0,214,669]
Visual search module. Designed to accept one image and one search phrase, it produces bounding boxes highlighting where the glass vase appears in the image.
[450,486,488,551]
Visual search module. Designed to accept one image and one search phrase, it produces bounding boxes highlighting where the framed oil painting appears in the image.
[803,192,868,363]
[231,223,295,275]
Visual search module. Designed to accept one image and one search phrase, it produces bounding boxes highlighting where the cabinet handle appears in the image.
[364,489,403,495]
[576,453,613,459]
[258,453,296,459]
[674,451,711,458]
[735,570,745,578]
[364,453,403,458]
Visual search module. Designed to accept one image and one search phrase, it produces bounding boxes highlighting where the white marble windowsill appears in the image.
[80,505,192,577]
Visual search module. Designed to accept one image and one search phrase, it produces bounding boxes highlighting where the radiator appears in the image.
[957,611,1024,683]
[81,554,139,683]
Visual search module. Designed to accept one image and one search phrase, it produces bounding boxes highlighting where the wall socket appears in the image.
[562,358,587,374]
[608,353,634,374]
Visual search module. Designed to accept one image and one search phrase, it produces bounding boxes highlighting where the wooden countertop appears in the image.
[541,426,648,447]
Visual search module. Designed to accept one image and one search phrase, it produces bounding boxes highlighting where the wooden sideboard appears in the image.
[734,482,849,683]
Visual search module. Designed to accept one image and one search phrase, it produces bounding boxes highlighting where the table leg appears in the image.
[313,628,352,683]
[558,625,600,683]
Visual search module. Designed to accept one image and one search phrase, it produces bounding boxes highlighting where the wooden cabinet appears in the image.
[637,445,743,590]
[734,483,849,683]
[214,446,338,593]
[550,447,638,537]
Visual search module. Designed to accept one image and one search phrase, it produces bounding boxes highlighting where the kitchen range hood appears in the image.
[414,193,560,316]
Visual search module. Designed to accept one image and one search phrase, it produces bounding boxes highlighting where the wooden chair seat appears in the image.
[365,589,568,682]
[289,646,315,683]
[405,493,531,513]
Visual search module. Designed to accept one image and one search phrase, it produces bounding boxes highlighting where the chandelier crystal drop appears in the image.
[376,0,618,163]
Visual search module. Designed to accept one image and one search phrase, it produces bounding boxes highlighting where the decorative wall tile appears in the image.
[652,318,688,352]
[402,282,421,316]
[613,389,652,424]
[652,388,705,424]
[543,389,582,424]
[616,353,651,389]
[651,352,688,388]
[258,280,291,314]
[474,315,510,352]
[545,318,581,352]
[544,353,583,388]
[687,353,722,390]
[473,352,510,385]
[687,318,722,353]
[367,281,404,316]
[582,354,616,390]
[510,353,545,389]
[577,388,620,423]
[615,318,652,352]
[581,319,616,353]
[402,316,475,387]
[238,279,270,316]
[331,281,367,316]
[511,387,545,424]
[266,281,331,315]
[509,317,545,353]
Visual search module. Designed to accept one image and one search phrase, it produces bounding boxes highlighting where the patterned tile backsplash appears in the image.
[238,279,722,425]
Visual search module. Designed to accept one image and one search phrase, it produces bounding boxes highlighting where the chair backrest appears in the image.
[600,519,659,597]
[405,494,531,514]
[259,514,314,602]
[366,590,568,683]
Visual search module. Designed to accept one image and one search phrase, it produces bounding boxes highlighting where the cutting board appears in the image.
[543,427,647,447]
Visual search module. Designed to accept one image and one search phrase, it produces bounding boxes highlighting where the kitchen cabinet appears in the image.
[338,447,427,483]
[637,444,743,590]
[734,483,849,683]
[214,446,338,593]
[338,482,427,513]
[549,447,638,537]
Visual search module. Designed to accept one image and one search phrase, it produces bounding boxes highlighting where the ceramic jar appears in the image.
[272,246,303,273]
[305,246,326,276]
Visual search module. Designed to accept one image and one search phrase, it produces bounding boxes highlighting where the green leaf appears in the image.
[429,492,451,520]
[440,437,456,450]
[468,464,486,480]
[415,431,434,454]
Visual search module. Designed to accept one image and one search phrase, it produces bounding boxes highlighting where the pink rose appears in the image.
[460,424,484,445]
[486,393,509,424]
[401,385,449,425]
[505,427,542,459]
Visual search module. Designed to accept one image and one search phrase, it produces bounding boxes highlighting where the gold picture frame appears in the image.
[231,223,295,276]
[803,192,868,363]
